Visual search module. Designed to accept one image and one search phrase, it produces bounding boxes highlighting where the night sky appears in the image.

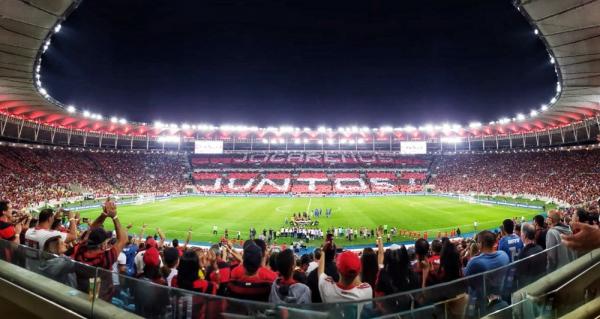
[42,0,556,127]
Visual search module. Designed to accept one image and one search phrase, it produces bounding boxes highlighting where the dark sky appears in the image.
[42,0,556,127]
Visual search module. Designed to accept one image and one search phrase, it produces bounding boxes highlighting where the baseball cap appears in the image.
[336,251,361,278]
[143,247,161,268]
[145,238,158,249]
[87,228,110,247]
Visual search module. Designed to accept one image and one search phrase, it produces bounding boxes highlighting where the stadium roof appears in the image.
[0,0,599,139]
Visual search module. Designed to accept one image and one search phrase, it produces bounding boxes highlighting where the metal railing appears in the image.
[0,238,592,319]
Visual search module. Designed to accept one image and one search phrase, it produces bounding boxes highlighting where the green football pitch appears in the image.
[78,195,542,247]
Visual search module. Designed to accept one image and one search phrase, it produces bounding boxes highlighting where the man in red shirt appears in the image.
[71,199,127,301]
[0,201,21,244]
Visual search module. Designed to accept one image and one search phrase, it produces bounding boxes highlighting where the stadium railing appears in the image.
[0,239,595,319]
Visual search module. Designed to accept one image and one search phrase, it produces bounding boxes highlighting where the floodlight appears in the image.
[541,104,548,111]
[83,110,91,118]
[469,122,482,128]
[530,110,538,117]
[110,117,118,123]
[66,105,76,113]
[54,24,62,33]
[294,138,301,144]
[404,125,416,132]
[39,88,48,95]
[327,138,334,145]
[498,118,510,124]
[380,126,393,132]
[549,56,555,64]
[516,114,525,121]
[317,126,326,133]
[533,29,538,35]
[262,138,268,144]
[556,83,561,92]
[154,121,163,128]
[181,124,190,130]
[357,138,365,144]
[303,127,311,132]
[318,140,324,145]
[550,97,557,104]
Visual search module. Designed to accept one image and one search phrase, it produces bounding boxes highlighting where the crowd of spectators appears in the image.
[1,197,598,318]
[432,149,600,205]
[0,146,188,209]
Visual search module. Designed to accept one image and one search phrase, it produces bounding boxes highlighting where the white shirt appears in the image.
[318,273,372,303]
[112,252,127,286]
[25,228,67,250]
[166,268,178,287]
[134,249,163,274]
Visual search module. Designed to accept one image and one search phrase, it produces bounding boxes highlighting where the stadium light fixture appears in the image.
[361,126,370,133]
[110,117,118,123]
[154,121,163,128]
[541,104,548,111]
[303,127,311,132]
[294,138,301,144]
[54,24,62,33]
[83,110,91,118]
[404,125,416,132]
[36,80,42,87]
[550,97,557,104]
[357,138,365,144]
[327,138,334,145]
[469,122,482,128]
[533,29,538,35]
[66,105,76,113]
[498,118,510,124]
[380,126,393,133]
[279,138,285,144]
[530,110,538,117]
[317,126,326,133]
[549,56,555,64]
[318,140,324,145]
[39,87,48,96]
[452,124,462,131]
[262,138,268,144]
[556,83,561,93]
[516,113,526,121]
[181,124,190,130]
[351,126,358,133]
[119,118,127,124]
[169,123,178,129]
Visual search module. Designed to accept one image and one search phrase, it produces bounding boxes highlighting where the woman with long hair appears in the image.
[374,246,419,312]
[360,247,378,291]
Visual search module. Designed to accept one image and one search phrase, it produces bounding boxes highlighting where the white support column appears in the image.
[34,122,41,141]
[535,131,539,146]
[0,114,8,136]
[571,124,577,142]
[130,135,134,150]
[495,134,499,149]
[83,131,88,147]
[560,127,565,144]
[114,134,118,149]
[17,119,25,139]
[522,133,526,148]
[50,127,56,144]
[547,129,552,145]
[146,134,150,150]
[585,119,591,140]
[99,133,103,148]
[508,132,512,149]
[482,134,485,150]
[467,135,471,151]
[67,128,73,145]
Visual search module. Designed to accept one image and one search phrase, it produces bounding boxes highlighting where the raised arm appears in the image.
[104,199,127,254]
[65,211,78,243]
[156,228,166,248]
[183,227,192,250]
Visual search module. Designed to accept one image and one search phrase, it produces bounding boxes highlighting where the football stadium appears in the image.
[0,0,599,318]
